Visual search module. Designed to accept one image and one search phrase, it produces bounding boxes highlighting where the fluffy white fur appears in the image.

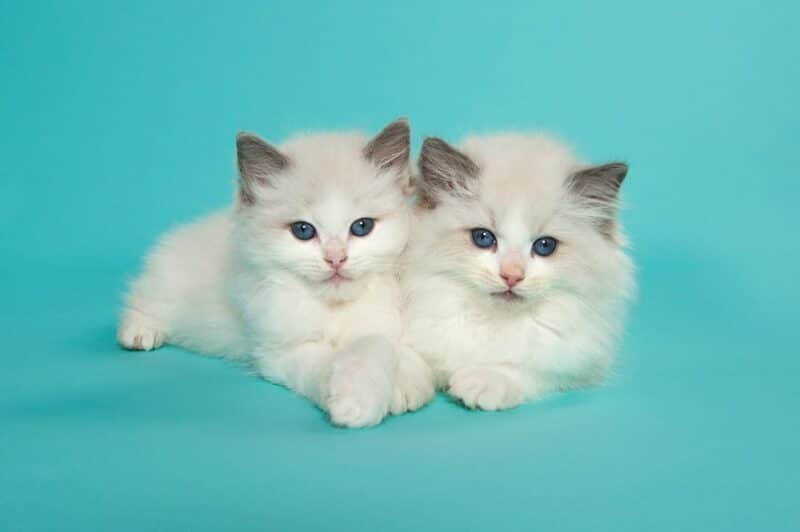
[398,134,635,411]
[118,120,425,427]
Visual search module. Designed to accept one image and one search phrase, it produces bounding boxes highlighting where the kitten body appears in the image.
[400,134,634,410]
[119,120,417,427]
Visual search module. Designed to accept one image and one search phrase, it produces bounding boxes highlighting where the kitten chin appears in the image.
[401,132,635,411]
[312,274,370,304]
[119,119,417,428]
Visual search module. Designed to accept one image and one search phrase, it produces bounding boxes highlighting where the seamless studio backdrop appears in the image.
[1,1,798,531]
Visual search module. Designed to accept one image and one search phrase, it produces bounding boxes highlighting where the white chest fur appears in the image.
[233,269,403,355]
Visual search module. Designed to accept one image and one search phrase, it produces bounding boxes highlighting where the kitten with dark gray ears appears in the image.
[396,134,635,411]
[119,119,414,428]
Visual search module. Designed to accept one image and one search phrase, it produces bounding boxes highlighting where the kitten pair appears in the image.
[118,118,633,427]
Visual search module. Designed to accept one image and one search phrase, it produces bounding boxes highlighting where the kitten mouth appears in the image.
[327,272,351,286]
[492,290,523,301]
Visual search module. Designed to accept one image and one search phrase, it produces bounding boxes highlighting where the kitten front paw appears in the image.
[327,354,392,428]
[448,366,524,411]
[390,352,435,415]
[118,310,166,351]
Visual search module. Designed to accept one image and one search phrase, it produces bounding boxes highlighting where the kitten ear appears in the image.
[363,117,411,172]
[568,162,628,235]
[236,132,290,205]
[417,137,480,208]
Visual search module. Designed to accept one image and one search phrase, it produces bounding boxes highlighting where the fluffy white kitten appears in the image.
[399,134,634,410]
[118,119,415,428]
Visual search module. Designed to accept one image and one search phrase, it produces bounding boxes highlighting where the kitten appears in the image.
[398,133,635,410]
[118,119,414,427]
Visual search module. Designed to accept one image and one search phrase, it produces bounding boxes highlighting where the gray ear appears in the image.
[363,118,411,171]
[417,137,480,208]
[567,162,628,235]
[236,132,289,205]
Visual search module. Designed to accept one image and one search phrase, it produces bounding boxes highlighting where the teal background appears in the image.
[2,1,798,530]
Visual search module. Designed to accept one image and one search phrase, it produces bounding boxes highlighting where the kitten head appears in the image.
[413,133,633,312]
[234,118,411,301]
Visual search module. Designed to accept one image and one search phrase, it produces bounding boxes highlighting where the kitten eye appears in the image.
[532,236,558,257]
[470,228,496,249]
[290,221,316,241]
[350,217,375,237]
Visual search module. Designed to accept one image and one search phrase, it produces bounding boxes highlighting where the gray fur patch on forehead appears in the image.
[236,132,290,205]
[363,118,411,170]
[418,137,480,208]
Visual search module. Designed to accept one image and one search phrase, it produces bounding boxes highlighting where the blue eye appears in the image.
[532,236,558,257]
[290,221,316,240]
[470,228,496,249]
[350,217,375,237]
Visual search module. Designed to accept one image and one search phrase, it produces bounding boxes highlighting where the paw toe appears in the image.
[390,379,435,415]
[118,312,165,351]
[328,396,380,428]
[449,368,522,411]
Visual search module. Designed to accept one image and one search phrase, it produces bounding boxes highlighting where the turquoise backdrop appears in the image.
[2,1,798,530]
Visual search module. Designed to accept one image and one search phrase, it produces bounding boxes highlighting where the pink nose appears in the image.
[501,272,524,288]
[325,253,348,269]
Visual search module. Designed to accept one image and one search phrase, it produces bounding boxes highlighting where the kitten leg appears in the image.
[255,342,335,408]
[327,335,395,428]
[117,213,247,357]
[390,345,435,415]
[118,308,166,351]
[256,336,394,428]
[448,365,527,411]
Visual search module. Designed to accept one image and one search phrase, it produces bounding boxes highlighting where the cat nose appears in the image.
[324,253,348,269]
[499,256,525,288]
[323,239,348,269]
[501,271,524,288]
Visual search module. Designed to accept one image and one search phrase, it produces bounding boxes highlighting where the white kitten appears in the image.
[118,119,414,427]
[398,133,635,411]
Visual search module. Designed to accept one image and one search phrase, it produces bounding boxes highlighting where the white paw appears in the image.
[390,353,435,415]
[327,354,392,428]
[448,366,524,411]
[117,310,166,351]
